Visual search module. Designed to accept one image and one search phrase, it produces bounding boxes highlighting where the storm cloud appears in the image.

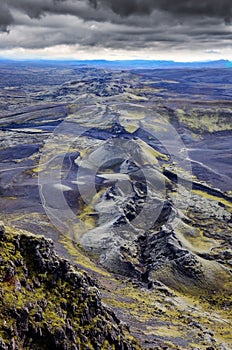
[1,0,232,29]
[0,0,232,60]
[90,0,232,21]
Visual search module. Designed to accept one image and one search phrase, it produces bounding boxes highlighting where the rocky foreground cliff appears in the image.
[0,224,140,350]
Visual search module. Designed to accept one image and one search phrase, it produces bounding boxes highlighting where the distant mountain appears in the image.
[74,59,232,70]
[0,58,231,69]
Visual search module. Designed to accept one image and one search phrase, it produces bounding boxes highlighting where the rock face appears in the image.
[0,225,139,350]
[76,137,232,295]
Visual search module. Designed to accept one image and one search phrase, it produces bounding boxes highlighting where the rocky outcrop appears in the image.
[77,137,232,295]
[0,225,139,350]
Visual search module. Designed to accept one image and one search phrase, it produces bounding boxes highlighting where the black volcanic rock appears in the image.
[0,226,139,350]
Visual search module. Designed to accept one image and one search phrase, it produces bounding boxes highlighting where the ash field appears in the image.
[0,61,232,350]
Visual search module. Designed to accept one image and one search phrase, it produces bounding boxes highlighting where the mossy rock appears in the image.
[0,225,140,350]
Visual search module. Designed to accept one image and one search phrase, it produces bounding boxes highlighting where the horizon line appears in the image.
[0,57,232,64]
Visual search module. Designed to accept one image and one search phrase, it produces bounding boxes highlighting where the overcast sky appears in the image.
[0,0,232,61]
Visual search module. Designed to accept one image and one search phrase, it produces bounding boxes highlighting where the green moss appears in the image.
[0,226,140,350]
[176,108,232,134]
[59,235,111,277]
[192,189,232,210]
[100,272,232,349]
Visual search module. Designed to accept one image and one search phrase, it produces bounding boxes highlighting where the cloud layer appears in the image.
[0,0,232,60]
[91,0,232,20]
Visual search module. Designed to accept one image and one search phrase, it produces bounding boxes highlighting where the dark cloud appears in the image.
[2,0,232,29]
[90,0,152,16]
[0,0,231,58]
[6,0,89,21]
[90,0,232,22]
[0,2,14,31]
[0,1,97,29]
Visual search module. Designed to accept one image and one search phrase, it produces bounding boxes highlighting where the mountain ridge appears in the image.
[0,58,231,69]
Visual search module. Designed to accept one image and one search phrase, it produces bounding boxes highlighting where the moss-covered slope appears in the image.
[0,225,139,350]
